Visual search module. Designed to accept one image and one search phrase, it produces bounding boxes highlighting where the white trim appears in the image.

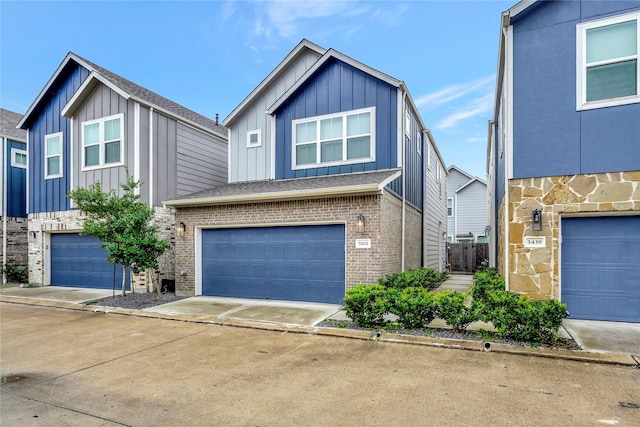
[576,11,640,111]
[149,107,154,206]
[26,129,29,213]
[506,24,514,181]
[69,118,74,208]
[61,72,130,117]
[246,129,262,148]
[10,147,27,169]
[417,131,421,156]
[195,226,202,295]
[397,88,403,168]
[447,197,454,217]
[291,107,376,170]
[134,103,140,195]
[44,132,63,179]
[80,113,125,171]
[270,115,276,180]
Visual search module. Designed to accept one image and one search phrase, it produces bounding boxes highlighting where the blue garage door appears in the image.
[202,225,345,304]
[562,216,640,322]
[50,233,129,290]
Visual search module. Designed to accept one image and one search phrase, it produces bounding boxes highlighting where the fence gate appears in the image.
[447,243,488,273]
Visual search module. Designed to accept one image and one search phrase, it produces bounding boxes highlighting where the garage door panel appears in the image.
[562,216,639,322]
[202,225,345,304]
[50,233,129,290]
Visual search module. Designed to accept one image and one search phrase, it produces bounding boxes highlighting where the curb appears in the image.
[1,295,638,367]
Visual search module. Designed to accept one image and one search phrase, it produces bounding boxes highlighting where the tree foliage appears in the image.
[68,174,169,296]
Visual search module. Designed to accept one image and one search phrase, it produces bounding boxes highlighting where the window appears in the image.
[45,132,63,179]
[447,198,453,217]
[11,148,27,169]
[427,144,431,170]
[82,114,124,169]
[417,133,422,156]
[577,12,640,110]
[404,109,411,136]
[447,235,453,243]
[247,129,261,148]
[292,107,375,168]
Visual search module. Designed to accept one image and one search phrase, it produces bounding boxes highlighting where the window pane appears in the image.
[347,112,370,136]
[105,142,121,164]
[104,118,120,141]
[85,145,100,166]
[321,139,342,162]
[587,20,637,63]
[296,143,316,165]
[84,123,100,145]
[46,136,60,155]
[15,152,27,165]
[47,157,59,176]
[320,117,342,140]
[296,122,316,144]
[587,60,637,101]
[347,136,370,159]
[249,132,259,144]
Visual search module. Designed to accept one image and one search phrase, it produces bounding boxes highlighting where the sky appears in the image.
[0,0,514,179]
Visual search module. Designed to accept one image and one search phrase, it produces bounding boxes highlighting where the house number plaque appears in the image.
[355,239,371,249]
[524,236,546,248]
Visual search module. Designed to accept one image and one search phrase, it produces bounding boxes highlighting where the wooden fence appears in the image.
[447,242,489,273]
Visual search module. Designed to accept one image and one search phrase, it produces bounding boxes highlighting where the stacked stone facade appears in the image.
[28,208,176,290]
[1,216,28,267]
[501,171,640,299]
[174,191,423,297]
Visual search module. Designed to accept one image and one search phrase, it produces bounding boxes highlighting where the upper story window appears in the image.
[577,11,640,110]
[11,148,27,169]
[247,129,261,148]
[292,107,375,169]
[447,198,453,217]
[45,132,63,179]
[82,114,124,170]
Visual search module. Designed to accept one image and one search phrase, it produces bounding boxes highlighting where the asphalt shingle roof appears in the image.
[0,109,27,141]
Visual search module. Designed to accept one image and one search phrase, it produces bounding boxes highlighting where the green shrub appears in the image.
[1,264,28,284]
[480,289,568,344]
[434,290,477,332]
[344,284,391,327]
[471,268,505,302]
[378,267,446,291]
[389,286,437,329]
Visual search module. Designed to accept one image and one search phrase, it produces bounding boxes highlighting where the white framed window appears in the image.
[82,114,124,170]
[45,132,63,179]
[404,109,411,136]
[447,235,453,243]
[436,164,441,183]
[427,144,431,170]
[292,107,375,169]
[11,148,27,169]
[577,11,640,110]
[417,133,422,156]
[247,129,261,148]
[447,198,453,217]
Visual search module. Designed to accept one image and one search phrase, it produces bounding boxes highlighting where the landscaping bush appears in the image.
[434,290,478,332]
[1,263,28,284]
[389,286,437,329]
[479,289,568,344]
[378,267,447,291]
[471,267,505,302]
[344,284,391,327]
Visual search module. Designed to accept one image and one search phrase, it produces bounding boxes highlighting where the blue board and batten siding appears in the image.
[27,64,90,213]
[6,139,27,217]
[511,1,640,179]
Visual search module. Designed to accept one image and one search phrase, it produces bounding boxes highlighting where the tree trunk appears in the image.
[121,265,127,297]
[150,269,163,302]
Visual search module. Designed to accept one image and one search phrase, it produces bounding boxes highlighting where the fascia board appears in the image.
[447,165,475,180]
[223,39,327,126]
[456,178,487,193]
[61,72,130,117]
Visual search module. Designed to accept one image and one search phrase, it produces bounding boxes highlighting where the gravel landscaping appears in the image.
[93,292,186,310]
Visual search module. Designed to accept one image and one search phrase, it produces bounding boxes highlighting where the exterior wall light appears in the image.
[176,222,186,237]
[356,214,365,233]
[442,231,447,241]
[532,209,542,231]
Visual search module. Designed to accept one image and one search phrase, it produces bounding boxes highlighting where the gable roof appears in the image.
[447,165,475,181]
[164,168,401,207]
[0,109,27,142]
[18,53,227,139]
[223,39,327,127]
[456,177,487,193]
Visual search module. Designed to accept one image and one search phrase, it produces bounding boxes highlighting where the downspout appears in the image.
[503,23,511,291]
[149,107,154,207]
[401,90,407,272]
[2,137,7,284]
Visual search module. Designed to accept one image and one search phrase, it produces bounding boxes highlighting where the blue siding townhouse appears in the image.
[1,108,28,282]
[166,40,448,304]
[18,53,228,291]
[488,0,640,322]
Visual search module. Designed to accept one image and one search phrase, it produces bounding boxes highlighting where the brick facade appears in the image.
[1,216,28,267]
[174,191,423,297]
[499,171,640,300]
[28,208,176,290]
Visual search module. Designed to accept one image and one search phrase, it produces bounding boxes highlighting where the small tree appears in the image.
[68,174,169,297]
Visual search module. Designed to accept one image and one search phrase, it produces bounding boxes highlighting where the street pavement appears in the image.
[2,303,639,426]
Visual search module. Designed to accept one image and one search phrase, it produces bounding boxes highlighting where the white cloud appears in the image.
[436,93,494,130]
[415,75,494,110]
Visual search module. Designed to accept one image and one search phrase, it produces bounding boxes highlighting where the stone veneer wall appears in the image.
[1,216,28,267]
[173,192,423,297]
[505,171,640,299]
[28,208,176,290]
